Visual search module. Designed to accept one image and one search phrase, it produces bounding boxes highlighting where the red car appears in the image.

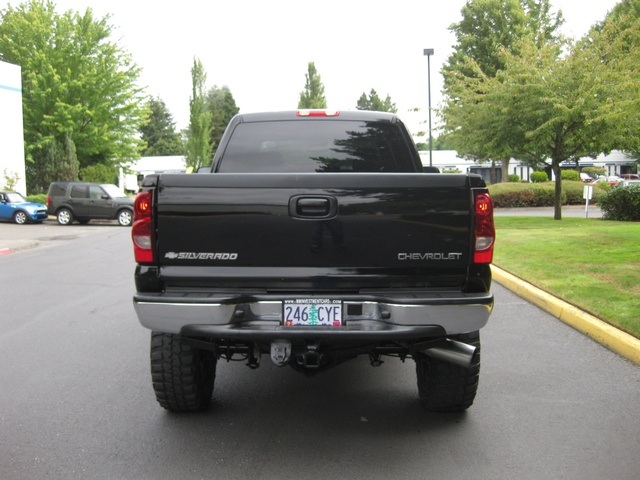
[619,174,640,181]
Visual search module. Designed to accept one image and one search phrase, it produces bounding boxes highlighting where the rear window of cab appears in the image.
[216,120,416,173]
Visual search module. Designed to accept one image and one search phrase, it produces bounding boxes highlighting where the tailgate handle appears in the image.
[290,196,337,219]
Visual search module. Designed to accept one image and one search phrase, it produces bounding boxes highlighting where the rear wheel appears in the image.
[117,209,133,226]
[415,331,481,412]
[150,332,217,412]
[57,208,73,225]
[13,211,28,224]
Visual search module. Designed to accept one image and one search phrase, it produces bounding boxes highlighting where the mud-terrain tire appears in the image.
[415,331,481,412]
[150,332,217,413]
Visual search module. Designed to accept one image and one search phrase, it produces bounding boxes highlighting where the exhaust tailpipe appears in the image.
[425,339,478,369]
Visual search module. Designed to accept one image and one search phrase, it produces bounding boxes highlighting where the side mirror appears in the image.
[423,166,440,173]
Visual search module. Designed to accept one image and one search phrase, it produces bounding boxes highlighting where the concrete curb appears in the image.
[0,241,40,256]
[492,265,640,366]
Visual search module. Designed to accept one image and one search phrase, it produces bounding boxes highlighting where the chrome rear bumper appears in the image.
[133,291,493,337]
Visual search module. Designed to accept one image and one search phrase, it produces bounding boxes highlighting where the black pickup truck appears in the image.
[132,110,495,413]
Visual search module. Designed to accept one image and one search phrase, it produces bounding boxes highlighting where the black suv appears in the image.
[46,182,134,226]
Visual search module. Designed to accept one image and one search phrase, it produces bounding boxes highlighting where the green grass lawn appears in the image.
[493,217,640,338]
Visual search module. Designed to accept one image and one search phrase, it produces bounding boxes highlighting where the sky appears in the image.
[1,0,625,137]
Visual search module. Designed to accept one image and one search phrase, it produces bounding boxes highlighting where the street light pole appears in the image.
[423,48,434,167]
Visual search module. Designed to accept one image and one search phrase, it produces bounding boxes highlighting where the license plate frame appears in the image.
[282,299,343,327]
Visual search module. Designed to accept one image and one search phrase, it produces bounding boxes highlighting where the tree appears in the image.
[500,41,609,219]
[298,62,327,109]
[446,0,526,79]
[356,89,397,113]
[79,162,117,183]
[442,0,640,219]
[445,0,563,79]
[521,0,565,46]
[442,0,564,180]
[416,134,456,151]
[26,132,79,189]
[186,57,212,171]
[581,0,640,154]
[206,85,239,155]
[0,0,146,192]
[443,29,636,219]
[140,97,184,157]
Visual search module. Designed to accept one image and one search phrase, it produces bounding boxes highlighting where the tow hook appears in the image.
[270,340,292,367]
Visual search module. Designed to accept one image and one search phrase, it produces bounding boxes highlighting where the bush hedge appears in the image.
[488,181,608,208]
[27,194,48,205]
[531,171,548,183]
[561,170,580,181]
[599,185,640,221]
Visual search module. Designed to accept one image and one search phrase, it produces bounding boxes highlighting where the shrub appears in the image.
[492,188,535,207]
[488,181,609,208]
[541,181,610,206]
[507,174,520,182]
[27,194,47,205]
[531,171,548,183]
[591,185,609,203]
[531,187,555,207]
[3,168,20,190]
[489,183,555,207]
[583,166,606,178]
[561,170,580,181]
[563,181,591,204]
[599,185,640,221]
[531,186,565,206]
[594,180,612,192]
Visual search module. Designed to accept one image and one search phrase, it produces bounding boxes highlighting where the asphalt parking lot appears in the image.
[0,218,122,254]
[1,218,638,479]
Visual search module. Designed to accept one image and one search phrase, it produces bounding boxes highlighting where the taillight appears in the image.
[473,192,495,264]
[297,109,340,117]
[132,191,155,263]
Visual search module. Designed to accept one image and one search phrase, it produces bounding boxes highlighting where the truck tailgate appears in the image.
[154,173,475,290]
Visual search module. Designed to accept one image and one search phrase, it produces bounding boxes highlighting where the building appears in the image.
[120,155,187,192]
[0,61,26,195]
[419,150,636,183]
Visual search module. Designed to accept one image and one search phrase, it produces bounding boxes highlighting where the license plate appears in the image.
[283,299,343,327]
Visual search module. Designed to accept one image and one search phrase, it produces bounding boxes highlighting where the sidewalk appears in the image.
[0,239,39,255]
[494,204,602,218]
[0,219,112,255]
